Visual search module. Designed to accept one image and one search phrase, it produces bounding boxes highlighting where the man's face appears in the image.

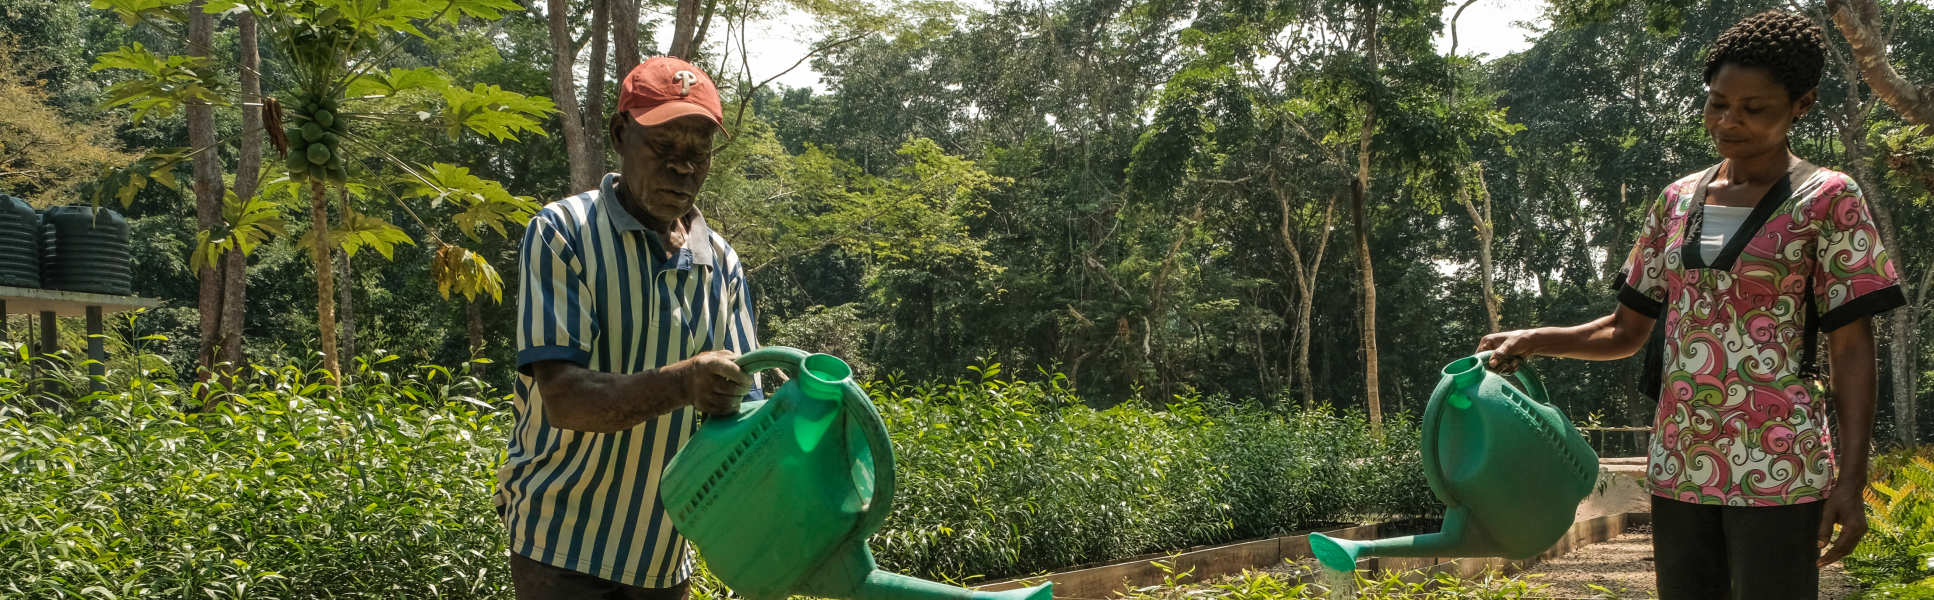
[610,114,716,223]
[1702,63,1813,161]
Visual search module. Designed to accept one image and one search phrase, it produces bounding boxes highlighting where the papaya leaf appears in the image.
[431,243,505,302]
[396,162,538,241]
[90,0,192,25]
[343,66,451,98]
[439,84,554,142]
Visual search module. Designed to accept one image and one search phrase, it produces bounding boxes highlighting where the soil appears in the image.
[1513,523,1861,599]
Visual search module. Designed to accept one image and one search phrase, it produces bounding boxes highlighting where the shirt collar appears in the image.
[598,173,717,269]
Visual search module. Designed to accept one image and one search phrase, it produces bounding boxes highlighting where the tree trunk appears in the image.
[1828,18,1920,444]
[689,0,718,58]
[612,0,640,76]
[1458,163,1500,333]
[1146,201,1206,400]
[1354,2,1383,432]
[583,0,608,172]
[668,0,702,59]
[336,188,357,370]
[547,0,597,192]
[467,298,486,373]
[1827,0,1934,127]
[337,250,356,366]
[187,1,225,384]
[1849,159,1918,444]
[222,11,261,375]
[310,180,340,381]
[1278,186,1337,411]
[1604,183,1630,281]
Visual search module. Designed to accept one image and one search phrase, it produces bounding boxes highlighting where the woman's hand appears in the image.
[1816,487,1868,566]
[1476,329,1539,373]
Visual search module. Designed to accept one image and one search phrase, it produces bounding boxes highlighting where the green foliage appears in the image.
[430,243,502,302]
[873,367,1433,581]
[89,41,227,124]
[1115,560,1553,600]
[1848,446,1934,593]
[0,351,512,598]
[438,83,553,142]
[397,162,538,241]
[0,346,1435,596]
[0,39,137,204]
[190,187,286,271]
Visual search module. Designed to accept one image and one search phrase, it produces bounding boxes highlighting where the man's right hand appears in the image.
[670,349,753,416]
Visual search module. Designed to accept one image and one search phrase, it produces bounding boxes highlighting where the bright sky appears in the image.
[1435,0,1549,60]
[730,0,1550,93]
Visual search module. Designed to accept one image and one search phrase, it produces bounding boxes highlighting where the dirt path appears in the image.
[1513,523,1860,599]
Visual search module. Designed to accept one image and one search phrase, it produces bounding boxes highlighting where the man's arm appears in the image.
[1818,316,1877,566]
[533,350,751,433]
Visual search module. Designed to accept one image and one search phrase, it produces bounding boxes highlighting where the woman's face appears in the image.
[1703,63,1815,161]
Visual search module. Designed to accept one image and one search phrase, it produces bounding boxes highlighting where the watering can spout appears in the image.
[800,544,1053,600]
[848,570,1051,600]
[1308,507,1494,572]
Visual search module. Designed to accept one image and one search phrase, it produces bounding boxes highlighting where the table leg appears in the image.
[37,310,54,398]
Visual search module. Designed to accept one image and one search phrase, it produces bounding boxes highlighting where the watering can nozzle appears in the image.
[1308,507,1490,572]
[835,569,1052,600]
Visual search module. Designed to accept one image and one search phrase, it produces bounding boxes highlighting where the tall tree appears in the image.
[96,0,554,381]
[1807,2,1923,443]
[583,0,607,174]
[545,0,598,192]
[185,0,230,382]
[612,0,639,74]
[1278,185,1339,409]
[223,11,261,373]
[1351,0,1385,430]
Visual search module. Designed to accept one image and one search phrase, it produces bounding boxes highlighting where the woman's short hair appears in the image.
[1703,10,1827,100]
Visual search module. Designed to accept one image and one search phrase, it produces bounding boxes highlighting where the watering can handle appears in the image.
[842,379,898,538]
[1474,350,1549,405]
[732,346,898,538]
[734,346,809,389]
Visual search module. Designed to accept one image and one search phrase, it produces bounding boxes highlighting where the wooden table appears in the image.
[0,285,162,393]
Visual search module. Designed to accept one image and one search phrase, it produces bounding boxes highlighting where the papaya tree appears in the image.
[92,0,552,381]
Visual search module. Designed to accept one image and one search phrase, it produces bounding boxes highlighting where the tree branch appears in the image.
[1826,0,1934,127]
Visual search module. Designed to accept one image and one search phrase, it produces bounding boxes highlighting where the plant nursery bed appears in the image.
[973,520,1392,597]
[975,513,1635,598]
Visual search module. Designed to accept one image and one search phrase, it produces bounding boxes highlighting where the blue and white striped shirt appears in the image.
[496,173,760,587]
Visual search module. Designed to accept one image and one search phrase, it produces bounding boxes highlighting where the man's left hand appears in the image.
[1816,488,1868,566]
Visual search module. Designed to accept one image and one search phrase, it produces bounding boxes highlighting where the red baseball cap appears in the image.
[618,56,726,134]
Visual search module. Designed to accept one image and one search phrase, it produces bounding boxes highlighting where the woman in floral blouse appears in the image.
[1477,10,1905,599]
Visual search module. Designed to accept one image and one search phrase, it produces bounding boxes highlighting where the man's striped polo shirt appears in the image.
[496,172,761,587]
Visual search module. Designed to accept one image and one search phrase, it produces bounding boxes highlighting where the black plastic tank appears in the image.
[39,205,132,295]
[0,195,39,288]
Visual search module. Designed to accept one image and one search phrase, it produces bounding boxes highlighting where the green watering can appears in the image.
[1309,352,1599,572]
[659,346,1053,600]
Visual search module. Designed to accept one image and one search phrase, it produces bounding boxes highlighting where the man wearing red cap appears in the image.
[496,56,759,599]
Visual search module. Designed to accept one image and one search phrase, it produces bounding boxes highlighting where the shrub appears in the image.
[871,366,1435,582]
[1847,445,1934,596]
[0,351,512,598]
[1,353,1435,597]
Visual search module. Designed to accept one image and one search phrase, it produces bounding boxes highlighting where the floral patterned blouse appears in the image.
[1618,161,1905,507]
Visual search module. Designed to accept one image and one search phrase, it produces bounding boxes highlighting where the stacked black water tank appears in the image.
[0,195,39,288]
[39,205,132,296]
